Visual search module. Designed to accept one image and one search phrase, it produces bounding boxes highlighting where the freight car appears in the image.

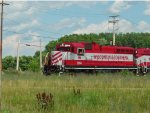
[43,42,150,75]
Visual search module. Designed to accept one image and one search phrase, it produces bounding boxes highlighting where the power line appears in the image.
[3,17,65,36]
[3,29,59,40]
[120,15,138,25]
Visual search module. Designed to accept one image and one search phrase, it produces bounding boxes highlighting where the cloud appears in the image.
[137,21,150,32]
[144,2,150,15]
[109,1,131,14]
[73,19,150,34]
[3,34,22,57]
[70,1,97,8]
[9,19,40,32]
[5,1,98,15]
[53,17,86,30]
[46,1,98,9]
[8,1,29,11]
[4,1,93,36]
[118,19,136,32]
[4,1,97,32]
[3,32,45,57]
[6,19,40,32]
[5,1,40,20]
[73,21,108,34]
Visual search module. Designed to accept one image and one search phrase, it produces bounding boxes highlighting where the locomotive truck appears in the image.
[43,42,150,75]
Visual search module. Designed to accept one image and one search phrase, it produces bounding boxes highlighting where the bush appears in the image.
[29,59,40,72]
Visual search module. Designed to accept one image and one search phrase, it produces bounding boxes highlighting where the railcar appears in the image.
[43,42,150,75]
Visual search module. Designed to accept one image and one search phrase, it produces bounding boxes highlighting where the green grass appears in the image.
[1,71,150,113]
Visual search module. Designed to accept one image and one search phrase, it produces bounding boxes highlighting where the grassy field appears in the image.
[1,71,150,113]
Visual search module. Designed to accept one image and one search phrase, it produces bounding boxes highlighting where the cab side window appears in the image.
[78,48,84,56]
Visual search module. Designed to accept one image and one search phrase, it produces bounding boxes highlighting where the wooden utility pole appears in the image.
[40,39,42,68]
[16,40,20,71]
[0,0,9,72]
[108,15,119,46]
[0,0,9,110]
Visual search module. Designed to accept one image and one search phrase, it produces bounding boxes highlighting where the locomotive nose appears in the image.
[51,51,63,65]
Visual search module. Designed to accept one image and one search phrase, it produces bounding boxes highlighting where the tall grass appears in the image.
[1,71,150,113]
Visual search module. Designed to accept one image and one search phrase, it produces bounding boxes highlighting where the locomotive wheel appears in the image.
[137,68,146,76]
[141,66,147,76]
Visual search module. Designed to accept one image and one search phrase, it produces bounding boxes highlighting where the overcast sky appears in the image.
[2,1,150,57]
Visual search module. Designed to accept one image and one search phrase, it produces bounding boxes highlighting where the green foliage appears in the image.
[34,51,40,58]
[29,58,40,72]
[2,56,16,70]
[19,56,33,71]
[2,56,35,71]
[45,41,57,53]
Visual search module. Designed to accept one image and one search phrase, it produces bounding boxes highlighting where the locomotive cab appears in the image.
[43,43,72,75]
[51,43,72,65]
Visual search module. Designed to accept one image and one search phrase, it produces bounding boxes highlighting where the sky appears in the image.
[2,0,150,57]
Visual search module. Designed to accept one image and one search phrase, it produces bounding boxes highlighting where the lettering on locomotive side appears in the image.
[77,61,82,65]
[94,54,129,61]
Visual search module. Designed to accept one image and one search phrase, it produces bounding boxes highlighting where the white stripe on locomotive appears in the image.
[136,55,150,65]
[51,51,63,65]
[51,51,134,66]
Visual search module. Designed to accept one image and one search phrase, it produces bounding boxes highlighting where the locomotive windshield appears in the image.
[57,47,70,51]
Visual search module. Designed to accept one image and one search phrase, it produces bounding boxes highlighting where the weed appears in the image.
[36,92,54,109]
[73,87,81,96]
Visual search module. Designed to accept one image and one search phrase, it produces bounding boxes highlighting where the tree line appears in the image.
[2,32,150,71]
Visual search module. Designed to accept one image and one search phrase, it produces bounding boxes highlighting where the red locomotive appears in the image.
[43,42,150,75]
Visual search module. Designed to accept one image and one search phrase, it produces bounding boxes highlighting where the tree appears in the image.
[19,56,33,71]
[2,56,16,70]
[29,58,40,72]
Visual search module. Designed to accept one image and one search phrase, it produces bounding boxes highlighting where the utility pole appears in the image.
[16,40,20,71]
[0,0,9,72]
[108,15,119,46]
[25,41,43,69]
[40,39,42,68]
